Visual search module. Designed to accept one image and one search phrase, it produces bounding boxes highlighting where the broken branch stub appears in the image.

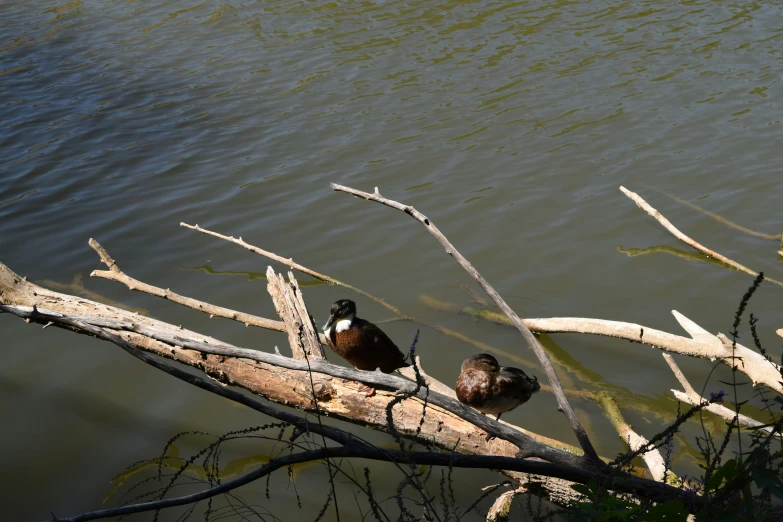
[265,266,325,360]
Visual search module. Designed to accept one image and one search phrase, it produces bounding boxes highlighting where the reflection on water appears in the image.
[181,263,327,286]
[2,0,783,519]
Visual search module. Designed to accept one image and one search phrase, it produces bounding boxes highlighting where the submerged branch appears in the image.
[596,392,671,483]
[620,186,783,288]
[650,187,781,241]
[180,222,407,317]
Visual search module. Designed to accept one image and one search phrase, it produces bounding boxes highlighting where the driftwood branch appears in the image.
[0,261,695,521]
[620,186,783,287]
[0,263,591,464]
[1,301,603,522]
[331,183,602,464]
[662,354,776,436]
[180,222,407,317]
[0,301,580,465]
[89,238,289,333]
[420,295,783,395]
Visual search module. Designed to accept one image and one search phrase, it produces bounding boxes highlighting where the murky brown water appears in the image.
[2,0,782,519]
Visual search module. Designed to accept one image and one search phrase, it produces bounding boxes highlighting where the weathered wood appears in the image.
[265,267,325,360]
[0,262,587,467]
[287,272,325,359]
[663,354,775,436]
[89,238,288,333]
[597,392,669,483]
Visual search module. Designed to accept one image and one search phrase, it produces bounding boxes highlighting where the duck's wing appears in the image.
[497,367,540,401]
[354,318,409,372]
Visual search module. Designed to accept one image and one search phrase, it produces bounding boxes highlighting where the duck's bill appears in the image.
[323,315,336,331]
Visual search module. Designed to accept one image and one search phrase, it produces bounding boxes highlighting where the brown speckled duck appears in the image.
[456,353,540,422]
[322,299,409,374]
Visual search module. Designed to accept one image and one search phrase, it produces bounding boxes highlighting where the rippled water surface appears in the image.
[2,0,782,519]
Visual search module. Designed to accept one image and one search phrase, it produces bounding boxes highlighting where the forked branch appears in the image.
[89,238,289,333]
[662,354,777,436]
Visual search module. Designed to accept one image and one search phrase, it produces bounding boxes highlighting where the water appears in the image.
[2,0,782,519]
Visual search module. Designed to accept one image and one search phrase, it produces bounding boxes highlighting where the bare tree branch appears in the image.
[420,294,783,395]
[89,238,288,333]
[180,222,407,316]
[662,354,776,436]
[620,186,783,287]
[331,183,602,464]
[0,302,583,466]
[0,304,360,447]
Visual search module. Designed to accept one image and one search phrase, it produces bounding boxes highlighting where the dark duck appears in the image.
[322,299,409,374]
[456,353,540,424]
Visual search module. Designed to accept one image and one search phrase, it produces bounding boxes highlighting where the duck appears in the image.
[456,353,540,424]
[322,299,409,377]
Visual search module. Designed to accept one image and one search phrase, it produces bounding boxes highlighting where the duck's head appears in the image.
[323,299,357,332]
[461,353,500,373]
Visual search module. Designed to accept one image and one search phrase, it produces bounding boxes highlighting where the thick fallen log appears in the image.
[0,262,583,462]
[1,259,695,517]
